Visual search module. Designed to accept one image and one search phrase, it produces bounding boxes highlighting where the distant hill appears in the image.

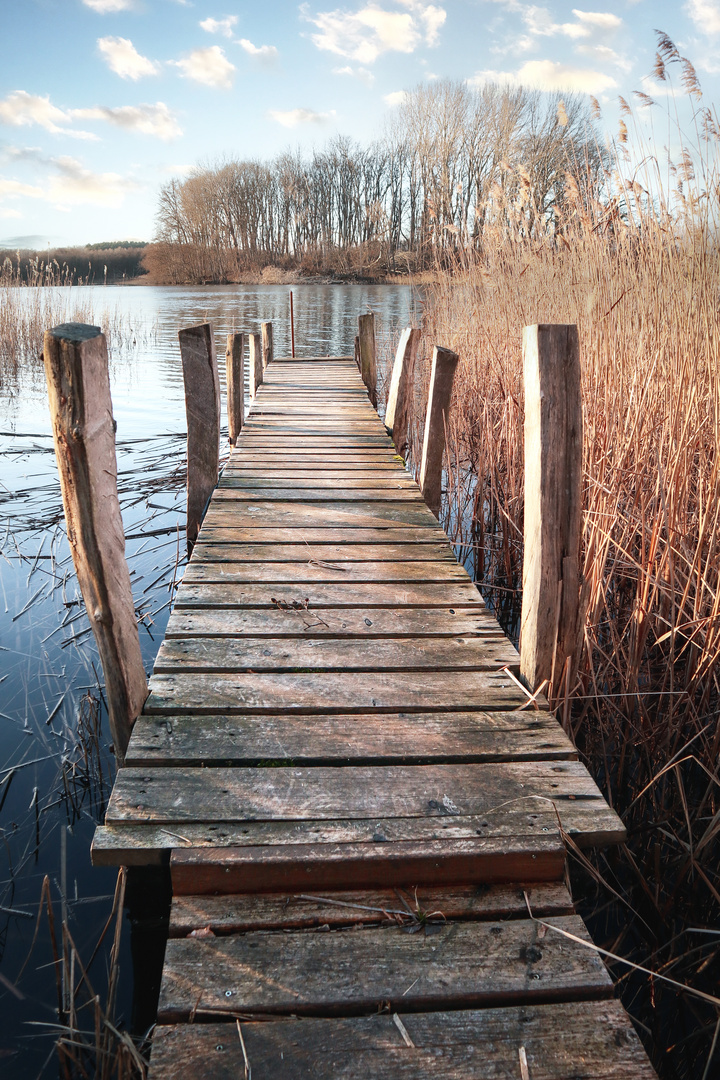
[0,244,149,284]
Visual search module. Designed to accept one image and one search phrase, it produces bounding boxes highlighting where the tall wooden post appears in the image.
[261,321,273,370]
[290,291,295,357]
[226,332,244,445]
[249,332,263,398]
[358,313,377,408]
[520,324,583,696]
[43,323,147,764]
[385,326,419,457]
[419,346,459,517]
[179,323,220,548]
[354,335,361,372]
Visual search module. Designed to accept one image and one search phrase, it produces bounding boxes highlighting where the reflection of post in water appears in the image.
[125,866,173,1036]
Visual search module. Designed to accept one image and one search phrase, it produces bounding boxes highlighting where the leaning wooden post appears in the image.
[520,324,583,696]
[249,332,263,398]
[354,335,361,372]
[419,346,459,517]
[261,321,273,370]
[178,323,220,548]
[43,323,147,764]
[226,332,244,445]
[358,313,377,408]
[385,326,420,458]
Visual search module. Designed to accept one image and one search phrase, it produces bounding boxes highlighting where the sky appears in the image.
[1,0,718,248]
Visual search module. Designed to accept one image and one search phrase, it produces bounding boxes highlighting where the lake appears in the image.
[0,282,421,1076]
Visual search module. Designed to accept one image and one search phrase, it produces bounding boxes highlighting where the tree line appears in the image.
[145,81,605,284]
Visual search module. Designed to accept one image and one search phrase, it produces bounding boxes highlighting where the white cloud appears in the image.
[268,107,336,126]
[303,2,446,64]
[467,69,520,88]
[97,37,160,80]
[0,177,44,200]
[48,157,137,208]
[576,43,630,71]
[384,89,409,105]
[200,16,239,37]
[0,208,23,219]
[172,46,236,88]
[238,38,279,61]
[82,0,135,11]
[333,64,375,84]
[522,6,621,40]
[73,103,182,140]
[518,58,617,92]
[572,10,622,32]
[0,91,96,139]
[685,0,720,34]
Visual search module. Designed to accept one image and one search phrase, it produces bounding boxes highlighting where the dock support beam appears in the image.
[225,332,244,446]
[261,321,273,370]
[358,313,377,408]
[385,326,419,458]
[179,323,220,549]
[419,345,459,517]
[43,323,147,763]
[520,324,583,697]
[249,332,263,399]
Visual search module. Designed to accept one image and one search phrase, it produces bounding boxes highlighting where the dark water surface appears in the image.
[0,282,420,1076]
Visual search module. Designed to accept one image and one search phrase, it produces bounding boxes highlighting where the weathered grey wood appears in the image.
[358,312,377,407]
[419,346,459,517]
[156,915,611,1021]
[193,542,456,562]
[126,710,573,768]
[196,527,448,544]
[202,502,446,530]
[385,327,419,457]
[248,332,263,399]
[174,580,481,609]
[147,1001,658,1080]
[224,332,244,445]
[43,324,148,763]
[261,321,273,369]
[354,334,360,371]
[521,325,583,695]
[213,485,424,503]
[169,882,575,936]
[183,559,471,584]
[179,323,220,546]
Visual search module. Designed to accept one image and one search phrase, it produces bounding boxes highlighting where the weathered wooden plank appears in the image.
[156,915,611,1021]
[163,607,515,642]
[169,881,575,936]
[151,636,519,674]
[192,543,457,562]
[214,486,425,502]
[195,527,451,544]
[220,475,417,488]
[104,761,623,845]
[174,582,481,609]
[126,710,569,767]
[202,503,444,530]
[182,560,472,585]
[147,1001,657,1080]
[143,669,530,714]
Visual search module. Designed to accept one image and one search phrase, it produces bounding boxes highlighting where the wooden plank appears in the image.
[182,560,472,584]
[174,582,482,608]
[213,486,425,502]
[156,915,612,1022]
[195,527,452,544]
[168,881,575,936]
[192,543,457,562]
[220,476,418,489]
[202,504,445,530]
[125,711,572,767]
[147,1001,657,1079]
[143,669,530,713]
[151,636,519,673]
[104,761,624,844]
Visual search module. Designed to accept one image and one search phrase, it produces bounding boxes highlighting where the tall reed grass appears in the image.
[399,38,720,1078]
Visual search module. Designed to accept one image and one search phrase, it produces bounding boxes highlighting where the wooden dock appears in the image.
[92,354,656,1078]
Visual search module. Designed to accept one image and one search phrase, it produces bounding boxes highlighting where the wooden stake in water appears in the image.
[419,345,459,517]
[290,291,295,357]
[385,326,420,458]
[43,323,148,762]
[178,323,220,548]
[226,332,245,445]
[249,332,263,399]
[520,324,583,696]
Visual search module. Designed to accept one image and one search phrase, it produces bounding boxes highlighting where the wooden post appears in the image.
[354,335,361,372]
[226,332,244,445]
[290,291,295,357]
[419,346,459,517]
[178,323,220,548]
[385,326,419,457]
[249,332,263,398]
[43,323,147,764]
[520,324,583,696]
[358,313,377,408]
[261,321,273,370]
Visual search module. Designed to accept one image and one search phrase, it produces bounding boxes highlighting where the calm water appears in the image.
[0,282,420,1075]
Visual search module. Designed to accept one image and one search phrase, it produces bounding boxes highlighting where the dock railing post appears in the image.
[226,332,245,446]
[358,312,377,408]
[419,345,459,517]
[354,335,361,372]
[249,332,263,398]
[178,323,220,549]
[43,323,148,764]
[261,321,273,370]
[385,326,419,458]
[520,324,583,698]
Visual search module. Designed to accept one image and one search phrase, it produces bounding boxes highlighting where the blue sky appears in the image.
[1,0,718,247]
